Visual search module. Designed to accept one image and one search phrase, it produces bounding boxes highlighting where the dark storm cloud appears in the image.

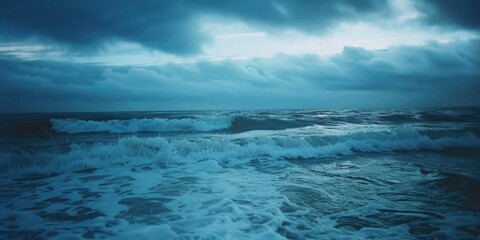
[0,57,107,112]
[0,0,206,55]
[329,41,480,92]
[416,0,480,30]
[1,39,478,112]
[198,0,390,32]
[0,58,104,85]
[0,0,391,55]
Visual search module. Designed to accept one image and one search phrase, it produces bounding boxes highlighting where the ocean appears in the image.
[0,108,479,239]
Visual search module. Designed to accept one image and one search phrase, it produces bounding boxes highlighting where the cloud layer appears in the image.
[0,0,392,55]
[1,1,478,112]
[1,39,478,112]
[2,1,478,56]
[416,0,480,29]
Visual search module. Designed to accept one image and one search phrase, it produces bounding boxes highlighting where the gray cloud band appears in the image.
[1,40,478,112]
[0,0,391,55]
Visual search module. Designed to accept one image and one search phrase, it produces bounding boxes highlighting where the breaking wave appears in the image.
[3,126,480,176]
[50,116,234,133]
[49,115,315,134]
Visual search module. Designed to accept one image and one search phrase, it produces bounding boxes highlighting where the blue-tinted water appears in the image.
[1,108,479,239]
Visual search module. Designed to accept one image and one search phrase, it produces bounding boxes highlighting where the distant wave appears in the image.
[50,116,234,133]
[3,126,480,176]
[50,116,315,134]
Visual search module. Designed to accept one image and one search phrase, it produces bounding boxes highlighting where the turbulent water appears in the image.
[1,108,479,239]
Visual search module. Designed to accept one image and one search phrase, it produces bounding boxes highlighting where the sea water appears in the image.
[0,108,479,239]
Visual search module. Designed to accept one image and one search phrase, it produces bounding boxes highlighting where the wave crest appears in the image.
[3,126,480,176]
[50,116,234,133]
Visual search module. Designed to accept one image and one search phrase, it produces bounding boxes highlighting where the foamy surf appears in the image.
[50,116,234,133]
[1,108,479,239]
[2,126,480,176]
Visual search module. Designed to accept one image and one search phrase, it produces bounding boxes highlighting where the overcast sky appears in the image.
[0,0,479,112]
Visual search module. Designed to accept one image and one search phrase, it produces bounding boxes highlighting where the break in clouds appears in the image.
[0,0,479,112]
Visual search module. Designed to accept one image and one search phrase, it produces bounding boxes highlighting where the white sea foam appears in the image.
[3,109,480,239]
[50,116,234,133]
[3,126,480,176]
